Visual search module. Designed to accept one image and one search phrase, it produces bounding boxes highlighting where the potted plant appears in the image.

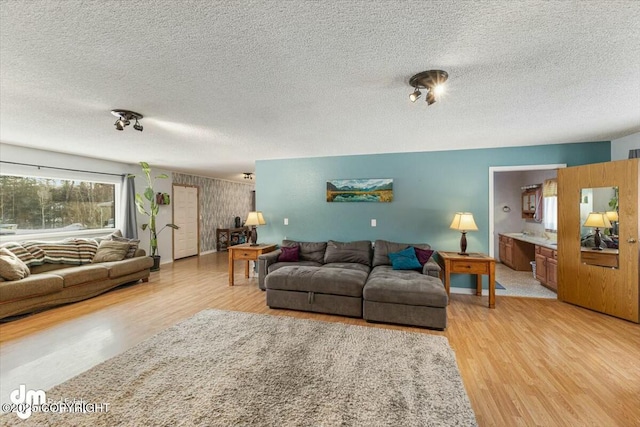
[130,162,178,271]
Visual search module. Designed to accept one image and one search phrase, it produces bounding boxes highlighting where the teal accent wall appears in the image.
[256,141,610,288]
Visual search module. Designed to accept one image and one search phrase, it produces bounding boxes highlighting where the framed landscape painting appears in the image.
[326,179,393,202]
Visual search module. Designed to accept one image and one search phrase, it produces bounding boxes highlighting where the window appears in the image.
[542,179,558,232]
[0,175,117,238]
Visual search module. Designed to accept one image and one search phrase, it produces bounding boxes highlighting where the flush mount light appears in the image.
[408,70,448,106]
[111,110,144,131]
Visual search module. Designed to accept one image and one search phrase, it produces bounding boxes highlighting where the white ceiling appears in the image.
[1,1,639,182]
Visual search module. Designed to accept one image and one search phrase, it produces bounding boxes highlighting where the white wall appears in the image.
[0,143,174,263]
[611,132,640,160]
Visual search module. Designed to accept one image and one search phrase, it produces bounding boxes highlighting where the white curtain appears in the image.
[542,179,558,231]
[543,196,558,231]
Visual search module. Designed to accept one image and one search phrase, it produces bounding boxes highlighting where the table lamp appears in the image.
[450,212,478,256]
[583,212,611,250]
[245,211,266,246]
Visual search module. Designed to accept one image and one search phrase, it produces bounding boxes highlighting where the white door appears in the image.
[173,185,199,259]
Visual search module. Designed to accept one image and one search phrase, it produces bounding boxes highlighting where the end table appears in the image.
[228,243,276,286]
[436,251,496,308]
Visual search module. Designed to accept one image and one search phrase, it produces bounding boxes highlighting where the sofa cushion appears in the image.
[372,240,432,267]
[265,265,367,297]
[102,256,154,278]
[0,274,64,302]
[278,245,299,262]
[93,240,130,263]
[268,261,323,274]
[324,240,372,266]
[282,240,327,264]
[414,247,435,266]
[1,242,44,268]
[0,248,31,280]
[111,236,140,259]
[364,265,448,308]
[388,247,422,270]
[52,264,110,287]
[322,262,371,274]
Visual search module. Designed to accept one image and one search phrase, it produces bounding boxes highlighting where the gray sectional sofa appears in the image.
[259,239,448,330]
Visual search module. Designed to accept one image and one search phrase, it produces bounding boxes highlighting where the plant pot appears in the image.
[151,255,161,272]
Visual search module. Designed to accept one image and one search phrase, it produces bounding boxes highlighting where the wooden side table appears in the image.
[228,243,276,286]
[436,251,496,308]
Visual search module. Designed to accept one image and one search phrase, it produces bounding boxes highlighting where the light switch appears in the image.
[284,218,289,225]
[371,219,377,227]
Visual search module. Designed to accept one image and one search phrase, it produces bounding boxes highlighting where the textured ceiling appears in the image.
[1,1,639,182]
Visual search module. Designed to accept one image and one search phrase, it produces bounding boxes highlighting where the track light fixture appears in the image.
[409,88,421,102]
[408,70,448,106]
[243,173,254,180]
[111,110,143,132]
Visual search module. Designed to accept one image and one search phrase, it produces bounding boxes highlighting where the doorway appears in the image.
[489,164,565,298]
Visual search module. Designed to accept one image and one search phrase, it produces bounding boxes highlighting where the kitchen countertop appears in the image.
[501,233,558,250]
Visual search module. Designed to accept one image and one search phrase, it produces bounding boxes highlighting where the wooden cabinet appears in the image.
[521,188,542,220]
[535,245,557,292]
[499,234,535,271]
[216,227,249,251]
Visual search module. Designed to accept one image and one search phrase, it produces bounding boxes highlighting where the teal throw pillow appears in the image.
[388,247,422,270]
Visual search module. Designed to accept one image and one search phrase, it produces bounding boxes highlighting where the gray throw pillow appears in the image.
[111,236,140,258]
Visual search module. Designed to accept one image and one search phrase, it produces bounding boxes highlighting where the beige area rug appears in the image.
[2,310,477,426]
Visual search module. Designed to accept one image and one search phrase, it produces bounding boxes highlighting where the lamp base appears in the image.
[458,231,469,256]
[249,226,258,246]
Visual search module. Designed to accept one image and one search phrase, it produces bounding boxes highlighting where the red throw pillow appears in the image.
[413,247,434,266]
[278,246,300,262]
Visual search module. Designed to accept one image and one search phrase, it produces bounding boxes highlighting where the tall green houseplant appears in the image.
[131,162,178,261]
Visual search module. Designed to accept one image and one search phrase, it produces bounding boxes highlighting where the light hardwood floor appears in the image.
[1,253,639,426]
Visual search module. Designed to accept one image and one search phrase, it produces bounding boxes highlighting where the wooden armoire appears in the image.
[558,158,639,323]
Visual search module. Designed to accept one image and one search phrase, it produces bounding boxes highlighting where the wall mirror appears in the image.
[580,186,619,268]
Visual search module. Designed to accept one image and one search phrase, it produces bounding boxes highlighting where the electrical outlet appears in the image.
[371,219,377,227]
[284,218,289,225]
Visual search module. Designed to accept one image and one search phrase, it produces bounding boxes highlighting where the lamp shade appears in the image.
[605,211,619,222]
[583,212,612,228]
[449,212,478,232]
[245,211,266,226]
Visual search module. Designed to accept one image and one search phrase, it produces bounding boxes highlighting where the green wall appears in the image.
[255,141,610,288]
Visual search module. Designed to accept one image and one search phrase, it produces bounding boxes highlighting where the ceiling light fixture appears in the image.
[408,70,448,106]
[111,110,143,132]
[243,173,254,180]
